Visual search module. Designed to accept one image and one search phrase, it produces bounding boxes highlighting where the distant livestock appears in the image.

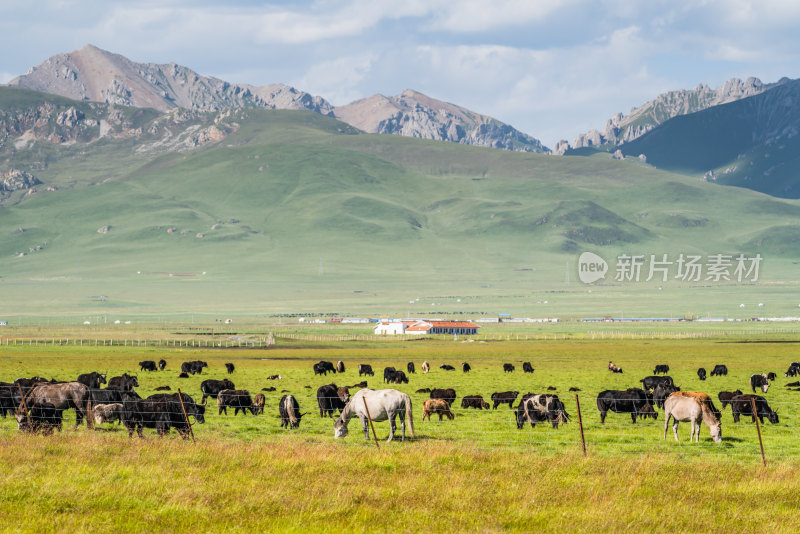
[430,388,457,407]
[314,361,336,376]
[440,365,455,371]
[461,395,490,410]
[697,368,707,381]
[710,365,728,377]
[225,363,235,375]
[94,403,123,425]
[421,361,430,373]
[608,362,622,373]
[200,379,235,404]
[640,375,675,391]
[317,384,350,418]
[77,372,106,389]
[217,389,255,415]
[522,362,534,373]
[358,364,374,377]
[336,361,345,373]
[462,362,471,373]
[491,391,518,409]
[278,395,305,429]
[785,362,800,377]
[407,362,415,374]
[750,374,770,394]
[107,373,139,392]
[181,361,208,375]
[717,390,743,409]
[139,361,157,372]
[654,364,670,375]
[158,359,167,371]
[503,363,515,373]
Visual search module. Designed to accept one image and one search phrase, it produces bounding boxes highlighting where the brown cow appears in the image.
[422,398,454,421]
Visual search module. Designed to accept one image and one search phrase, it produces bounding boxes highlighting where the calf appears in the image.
[266,374,282,380]
[225,363,235,374]
[503,363,515,373]
[430,388,457,407]
[522,362,534,373]
[654,364,670,375]
[766,372,777,381]
[94,403,123,425]
[278,394,304,429]
[407,362,415,374]
[253,393,266,415]
[718,389,743,410]
[462,362,471,373]
[139,361,157,372]
[440,365,455,371]
[491,391,519,409]
[158,359,167,371]
[750,374,770,394]
[358,364,374,377]
[710,364,728,376]
[461,395,490,410]
[607,361,622,373]
[421,361,430,373]
[200,378,235,404]
[422,398,454,421]
[697,368,707,381]
[731,394,779,424]
[178,372,189,378]
[637,403,658,420]
[217,389,255,415]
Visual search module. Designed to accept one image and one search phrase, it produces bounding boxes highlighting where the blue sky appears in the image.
[2,0,799,147]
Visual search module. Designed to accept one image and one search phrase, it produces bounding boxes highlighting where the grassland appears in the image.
[2,331,800,532]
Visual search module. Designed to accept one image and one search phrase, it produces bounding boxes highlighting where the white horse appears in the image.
[663,392,722,443]
[334,389,414,442]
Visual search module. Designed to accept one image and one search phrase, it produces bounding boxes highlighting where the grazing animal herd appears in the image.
[1,356,792,447]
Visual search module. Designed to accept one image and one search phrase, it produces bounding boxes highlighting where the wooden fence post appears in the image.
[17,383,32,430]
[362,397,380,449]
[751,397,766,466]
[177,388,196,443]
[575,394,587,457]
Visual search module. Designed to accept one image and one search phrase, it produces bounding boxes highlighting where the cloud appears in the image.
[426,0,577,32]
[293,53,378,105]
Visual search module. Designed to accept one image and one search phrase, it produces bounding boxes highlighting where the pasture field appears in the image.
[2,336,800,532]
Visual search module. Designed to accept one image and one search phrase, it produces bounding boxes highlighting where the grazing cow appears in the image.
[654,364,670,375]
[178,372,189,378]
[317,361,337,374]
[158,359,167,371]
[638,403,658,420]
[358,364,374,377]
[784,362,800,377]
[19,402,63,434]
[710,364,728,376]
[317,384,350,418]
[697,368,707,381]
[652,383,681,409]
[253,393,265,415]
[461,395,490,410]
[200,379,236,404]
[503,363,515,373]
[122,392,205,439]
[547,386,557,391]
[139,361,157,372]
[17,382,92,429]
[77,372,107,389]
[336,361,345,373]
[462,362,471,373]
[718,389,744,410]
[491,391,519,409]
[608,361,622,373]
[390,370,409,384]
[516,394,570,429]
[106,373,139,392]
[94,403,123,425]
[261,387,276,392]
[415,388,431,394]
[407,362,415,374]
[421,361,430,373]
[750,374,770,394]
[569,387,581,392]
[522,362,534,374]
[217,389,255,415]
[154,386,171,391]
[225,363,235,375]
[349,381,367,389]
[596,389,651,423]
[0,383,21,417]
[730,394,779,424]
[440,365,455,371]
[766,372,777,381]
[640,375,675,391]
[180,361,208,375]
[279,395,304,429]
[90,388,123,406]
[266,375,282,380]
[422,398,454,421]
[430,388,457,407]
[383,367,397,383]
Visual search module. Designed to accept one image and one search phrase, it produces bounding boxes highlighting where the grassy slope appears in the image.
[2,108,800,317]
[2,338,800,532]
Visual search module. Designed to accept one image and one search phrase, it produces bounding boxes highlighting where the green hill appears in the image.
[2,88,800,319]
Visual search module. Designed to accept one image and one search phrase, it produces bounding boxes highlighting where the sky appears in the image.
[2,0,800,148]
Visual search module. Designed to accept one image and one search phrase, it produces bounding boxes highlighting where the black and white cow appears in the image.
[516,394,570,429]
[278,394,305,429]
[750,373,770,394]
[158,359,167,371]
[784,362,800,377]
[93,403,123,425]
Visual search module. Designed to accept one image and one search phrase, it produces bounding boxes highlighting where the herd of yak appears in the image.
[2,357,798,441]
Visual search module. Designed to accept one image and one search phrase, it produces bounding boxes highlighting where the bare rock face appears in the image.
[1,169,41,191]
[334,89,548,153]
[567,77,791,150]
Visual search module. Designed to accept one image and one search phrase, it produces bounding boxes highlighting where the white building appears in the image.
[374,320,406,335]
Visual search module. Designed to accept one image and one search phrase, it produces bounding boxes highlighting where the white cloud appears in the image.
[426,0,577,32]
[0,72,14,84]
[293,53,378,105]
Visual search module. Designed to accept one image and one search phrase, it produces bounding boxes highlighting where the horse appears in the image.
[334,389,414,442]
[663,392,721,443]
[16,381,93,429]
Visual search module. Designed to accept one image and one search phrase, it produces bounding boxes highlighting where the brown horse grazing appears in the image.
[663,392,721,443]
[16,382,93,429]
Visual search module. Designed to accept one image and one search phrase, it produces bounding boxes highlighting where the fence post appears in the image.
[362,397,380,449]
[17,383,32,429]
[177,388,196,443]
[751,397,766,466]
[575,394,587,457]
